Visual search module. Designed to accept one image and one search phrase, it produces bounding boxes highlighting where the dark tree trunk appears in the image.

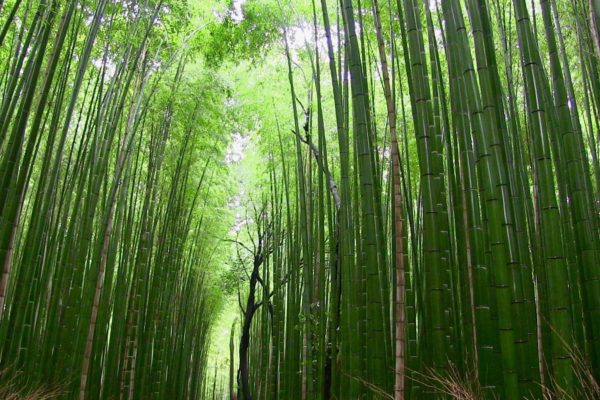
[238,267,261,400]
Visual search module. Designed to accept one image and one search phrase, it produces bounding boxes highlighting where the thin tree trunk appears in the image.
[230,321,236,400]
[371,1,405,397]
[590,0,600,59]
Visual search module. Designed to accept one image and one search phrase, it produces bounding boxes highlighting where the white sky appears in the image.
[231,0,246,22]
[224,132,250,164]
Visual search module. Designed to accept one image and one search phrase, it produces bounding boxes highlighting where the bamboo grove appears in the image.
[229,0,600,399]
[4,0,600,399]
[0,1,231,399]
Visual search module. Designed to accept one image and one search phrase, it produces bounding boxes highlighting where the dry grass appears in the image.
[0,369,64,400]
[410,363,484,400]
[345,373,394,399]
[406,328,600,400]
[344,347,600,400]
[349,363,486,399]
[538,337,600,400]
[411,352,600,400]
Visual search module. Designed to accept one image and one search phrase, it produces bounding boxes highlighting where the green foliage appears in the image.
[201,0,282,66]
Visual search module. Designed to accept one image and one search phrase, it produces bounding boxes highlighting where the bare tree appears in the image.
[231,203,277,400]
